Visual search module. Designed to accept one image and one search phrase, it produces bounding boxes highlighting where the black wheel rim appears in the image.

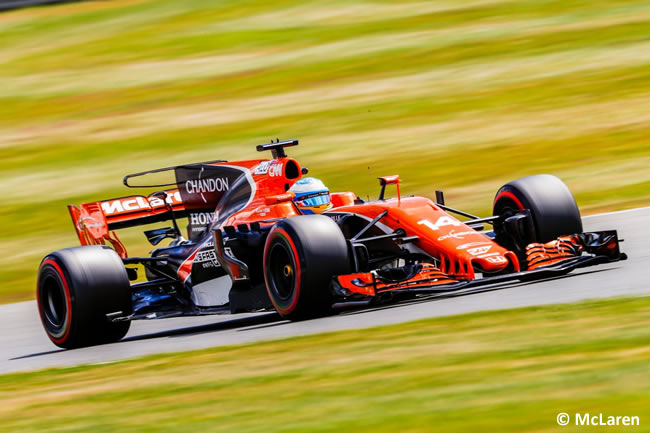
[41,273,67,333]
[268,242,296,301]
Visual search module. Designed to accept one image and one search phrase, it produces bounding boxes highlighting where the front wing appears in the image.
[332,231,626,301]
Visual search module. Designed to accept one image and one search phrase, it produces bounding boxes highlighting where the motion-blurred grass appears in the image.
[2,296,650,432]
[1,0,650,303]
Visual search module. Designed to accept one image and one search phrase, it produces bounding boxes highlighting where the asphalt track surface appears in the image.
[2,207,648,374]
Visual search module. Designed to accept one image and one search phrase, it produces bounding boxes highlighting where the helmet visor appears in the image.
[294,191,330,207]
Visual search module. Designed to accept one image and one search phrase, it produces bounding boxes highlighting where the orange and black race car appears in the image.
[37,139,626,348]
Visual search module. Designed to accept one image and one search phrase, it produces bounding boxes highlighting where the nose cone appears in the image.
[452,242,512,274]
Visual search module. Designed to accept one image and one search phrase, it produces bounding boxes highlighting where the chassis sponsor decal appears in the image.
[101,191,182,216]
[178,238,222,282]
[418,216,461,231]
[437,230,480,241]
[254,160,284,177]
[268,162,283,177]
[175,165,243,209]
[467,246,491,256]
[175,164,255,234]
[189,211,216,234]
[457,241,491,250]
[195,249,219,269]
[486,256,507,264]
[179,166,232,206]
[185,177,229,195]
[254,161,271,175]
[255,207,272,217]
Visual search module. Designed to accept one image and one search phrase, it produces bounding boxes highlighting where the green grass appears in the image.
[2,296,650,432]
[1,0,650,302]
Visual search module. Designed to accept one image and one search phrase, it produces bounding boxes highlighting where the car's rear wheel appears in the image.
[493,174,582,266]
[263,215,350,320]
[37,246,132,349]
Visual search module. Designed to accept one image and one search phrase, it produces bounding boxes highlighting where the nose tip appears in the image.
[472,255,509,273]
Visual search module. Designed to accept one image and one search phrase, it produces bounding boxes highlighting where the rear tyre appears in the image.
[263,215,350,320]
[37,246,132,349]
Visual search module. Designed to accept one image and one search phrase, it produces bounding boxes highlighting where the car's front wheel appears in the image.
[493,174,583,267]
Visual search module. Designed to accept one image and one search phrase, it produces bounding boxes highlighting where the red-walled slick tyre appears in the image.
[493,174,582,243]
[37,246,132,349]
[493,174,583,269]
[263,215,350,320]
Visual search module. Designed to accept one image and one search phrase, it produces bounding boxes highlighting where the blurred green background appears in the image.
[1,0,649,303]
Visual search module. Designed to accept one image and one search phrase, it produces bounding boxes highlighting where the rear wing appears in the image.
[67,138,303,258]
[68,189,186,258]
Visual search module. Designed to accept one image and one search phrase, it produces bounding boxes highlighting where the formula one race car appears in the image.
[37,139,626,348]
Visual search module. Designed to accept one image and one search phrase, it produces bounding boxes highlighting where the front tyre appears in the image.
[493,174,582,243]
[263,215,350,320]
[37,246,132,349]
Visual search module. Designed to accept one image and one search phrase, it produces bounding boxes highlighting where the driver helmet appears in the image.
[289,177,332,214]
